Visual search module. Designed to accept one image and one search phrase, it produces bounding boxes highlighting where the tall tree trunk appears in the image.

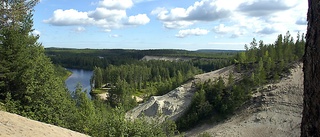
[301,0,320,136]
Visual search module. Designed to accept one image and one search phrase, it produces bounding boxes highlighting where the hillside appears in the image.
[0,111,89,137]
[187,63,303,136]
[126,65,238,122]
[0,63,304,137]
[126,62,303,137]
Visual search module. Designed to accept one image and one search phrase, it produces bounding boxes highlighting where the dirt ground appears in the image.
[126,65,237,122]
[186,63,303,137]
[0,111,89,137]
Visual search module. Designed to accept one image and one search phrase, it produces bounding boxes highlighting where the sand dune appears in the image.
[0,111,89,137]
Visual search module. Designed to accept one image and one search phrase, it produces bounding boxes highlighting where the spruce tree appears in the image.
[0,0,78,128]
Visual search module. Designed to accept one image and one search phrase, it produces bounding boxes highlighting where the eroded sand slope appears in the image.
[186,63,303,137]
[0,111,89,137]
[126,65,236,122]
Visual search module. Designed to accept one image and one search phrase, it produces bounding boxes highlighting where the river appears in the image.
[65,69,93,99]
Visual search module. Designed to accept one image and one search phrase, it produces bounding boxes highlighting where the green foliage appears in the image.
[0,1,180,137]
[45,48,236,70]
[53,64,72,80]
[177,31,305,131]
[92,60,202,110]
[91,67,103,89]
[234,31,305,83]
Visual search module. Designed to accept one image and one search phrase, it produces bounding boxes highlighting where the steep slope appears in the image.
[126,65,237,122]
[186,63,303,137]
[0,111,89,137]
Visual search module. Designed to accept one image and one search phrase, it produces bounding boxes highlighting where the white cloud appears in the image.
[127,14,150,25]
[44,0,150,31]
[149,0,307,39]
[163,21,194,29]
[222,0,307,38]
[74,26,86,32]
[152,0,231,29]
[98,0,133,10]
[296,17,307,25]
[151,7,166,15]
[109,34,121,38]
[132,0,155,3]
[44,9,92,26]
[212,24,246,38]
[213,24,233,34]
[237,0,298,17]
[88,8,126,20]
[175,28,209,38]
[256,26,277,35]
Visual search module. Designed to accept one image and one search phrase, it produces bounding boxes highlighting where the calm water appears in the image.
[65,69,93,98]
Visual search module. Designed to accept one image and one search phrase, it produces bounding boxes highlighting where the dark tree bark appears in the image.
[301,0,320,136]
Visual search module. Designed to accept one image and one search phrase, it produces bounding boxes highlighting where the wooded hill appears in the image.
[176,31,305,131]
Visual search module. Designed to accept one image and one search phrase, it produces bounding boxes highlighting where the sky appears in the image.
[32,0,308,50]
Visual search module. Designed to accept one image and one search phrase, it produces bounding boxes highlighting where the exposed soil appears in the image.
[127,63,303,137]
[141,56,193,62]
[186,63,303,137]
[126,65,237,122]
[0,111,89,137]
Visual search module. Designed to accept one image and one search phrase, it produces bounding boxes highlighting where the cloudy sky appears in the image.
[33,0,307,50]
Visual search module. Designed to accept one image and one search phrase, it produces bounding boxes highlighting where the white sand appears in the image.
[186,63,303,137]
[126,65,236,122]
[0,111,89,137]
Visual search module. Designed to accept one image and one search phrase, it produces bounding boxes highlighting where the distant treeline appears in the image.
[45,48,237,71]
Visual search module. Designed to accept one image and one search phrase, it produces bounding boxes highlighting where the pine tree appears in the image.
[301,0,320,135]
[0,0,79,128]
[91,67,103,89]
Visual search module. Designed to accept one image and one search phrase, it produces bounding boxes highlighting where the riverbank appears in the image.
[65,69,93,98]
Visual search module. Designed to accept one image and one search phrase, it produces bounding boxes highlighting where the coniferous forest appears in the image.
[176,31,305,131]
[0,0,305,137]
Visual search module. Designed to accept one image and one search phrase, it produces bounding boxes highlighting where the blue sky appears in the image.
[32,0,307,50]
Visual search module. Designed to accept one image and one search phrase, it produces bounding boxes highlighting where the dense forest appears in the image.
[0,1,179,136]
[176,31,305,130]
[91,61,202,110]
[0,1,235,136]
[45,48,235,71]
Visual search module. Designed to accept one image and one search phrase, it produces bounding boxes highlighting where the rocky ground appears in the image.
[186,63,303,137]
[0,111,88,137]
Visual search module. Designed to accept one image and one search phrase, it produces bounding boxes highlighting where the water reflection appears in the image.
[65,69,93,99]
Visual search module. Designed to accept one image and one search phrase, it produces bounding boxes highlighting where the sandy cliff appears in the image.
[187,63,303,137]
[0,111,89,137]
[126,65,236,122]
